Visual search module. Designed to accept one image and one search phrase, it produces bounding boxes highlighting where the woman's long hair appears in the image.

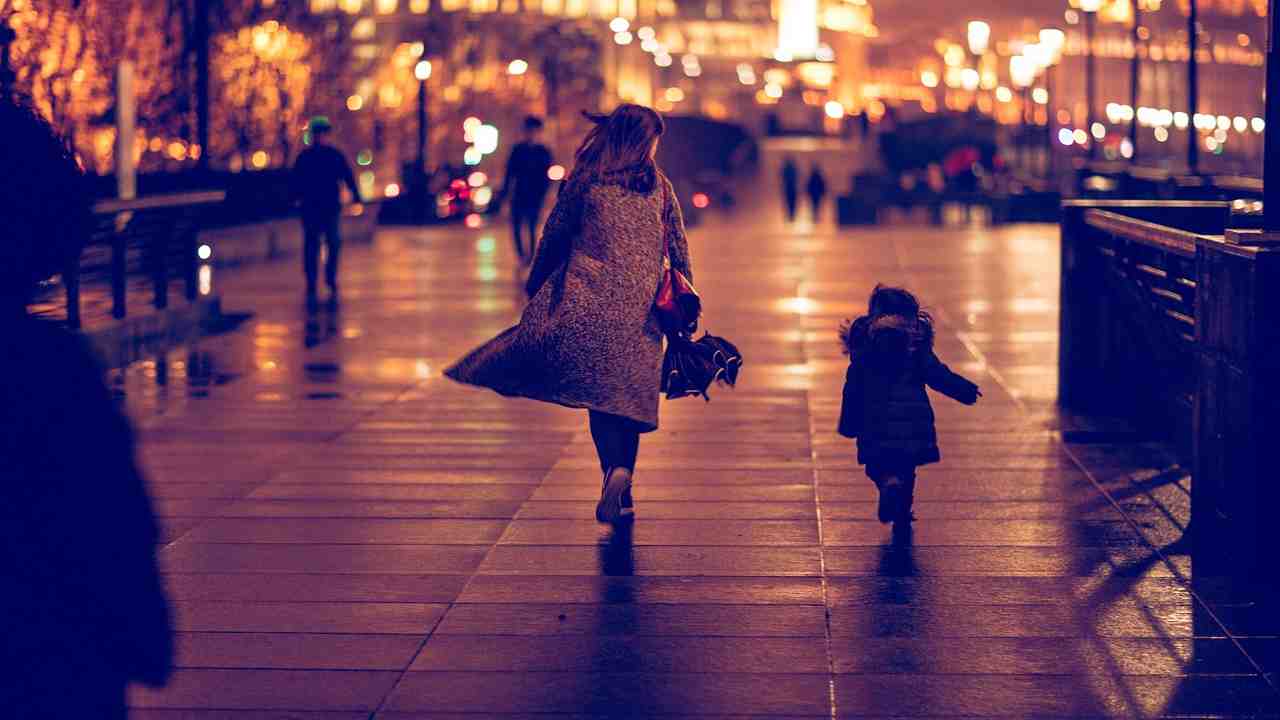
[567,104,664,194]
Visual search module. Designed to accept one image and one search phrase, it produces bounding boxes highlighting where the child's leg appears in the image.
[897,466,918,522]
[867,464,902,524]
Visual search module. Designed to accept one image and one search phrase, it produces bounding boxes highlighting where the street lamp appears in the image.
[1079,0,1102,159]
[1040,28,1066,178]
[967,21,990,111]
[1187,0,1200,174]
[0,23,15,104]
[1265,0,1279,233]
[967,21,991,56]
[414,59,432,177]
[1129,1,1142,164]
[1011,54,1037,173]
[413,58,432,223]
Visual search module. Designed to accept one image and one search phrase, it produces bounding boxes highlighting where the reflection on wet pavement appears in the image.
[121,200,1280,717]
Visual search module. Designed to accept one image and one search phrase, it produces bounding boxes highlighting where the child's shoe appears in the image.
[877,478,903,524]
[620,484,635,519]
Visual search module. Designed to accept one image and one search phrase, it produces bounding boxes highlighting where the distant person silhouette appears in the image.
[781,157,799,222]
[0,99,172,718]
[293,116,361,309]
[807,166,828,222]
[501,115,555,265]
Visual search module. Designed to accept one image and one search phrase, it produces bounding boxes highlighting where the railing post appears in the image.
[184,229,199,303]
[1265,0,1280,233]
[64,251,81,331]
[152,228,168,310]
[112,231,127,319]
[1194,237,1280,577]
[1058,203,1107,413]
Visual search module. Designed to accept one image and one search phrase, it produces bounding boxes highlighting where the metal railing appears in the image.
[1059,200,1231,457]
[1060,199,1280,575]
[60,190,225,330]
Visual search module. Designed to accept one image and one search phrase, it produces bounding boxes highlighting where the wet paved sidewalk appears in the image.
[120,206,1280,717]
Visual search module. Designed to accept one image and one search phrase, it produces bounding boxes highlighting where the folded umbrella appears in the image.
[695,332,742,387]
[661,331,743,401]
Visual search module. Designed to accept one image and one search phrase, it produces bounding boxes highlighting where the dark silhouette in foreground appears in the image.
[781,157,799,222]
[0,99,172,718]
[294,116,361,309]
[501,115,555,265]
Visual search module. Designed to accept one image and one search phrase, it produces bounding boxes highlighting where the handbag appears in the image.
[654,231,700,335]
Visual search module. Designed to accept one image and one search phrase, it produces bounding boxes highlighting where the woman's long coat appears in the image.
[444,171,692,432]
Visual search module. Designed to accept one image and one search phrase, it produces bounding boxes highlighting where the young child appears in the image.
[838,285,981,527]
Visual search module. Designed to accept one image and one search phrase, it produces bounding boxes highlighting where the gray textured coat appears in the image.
[444,170,693,431]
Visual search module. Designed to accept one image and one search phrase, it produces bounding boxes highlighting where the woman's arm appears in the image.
[525,186,578,297]
[661,175,693,282]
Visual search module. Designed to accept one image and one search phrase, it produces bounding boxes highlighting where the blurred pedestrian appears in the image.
[0,99,172,718]
[781,156,799,222]
[293,116,361,309]
[838,286,980,533]
[807,165,828,222]
[446,104,695,525]
[500,116,555,265]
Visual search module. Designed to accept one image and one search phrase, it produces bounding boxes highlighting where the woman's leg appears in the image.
[588,410,640,473]
[588,410,618,474]
[590,411,640,523]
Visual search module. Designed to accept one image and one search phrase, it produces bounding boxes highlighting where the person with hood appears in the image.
[838,285,981,530]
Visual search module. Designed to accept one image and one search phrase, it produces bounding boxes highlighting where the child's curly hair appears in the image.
[839,284,935,357]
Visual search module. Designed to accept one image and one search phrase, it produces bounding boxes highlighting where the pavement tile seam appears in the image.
[145,382,434,552]
[367,456,564,716]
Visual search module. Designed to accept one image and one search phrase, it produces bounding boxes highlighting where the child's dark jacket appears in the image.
[838,315,979,466]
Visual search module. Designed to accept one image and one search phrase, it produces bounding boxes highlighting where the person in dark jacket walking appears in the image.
[501,116,555,265]
[838,286,980,529]
[806,165,828,222]
[0,99,172,719]
[781,157,799,222]
[445,105,694,526]
[293,116,361,308]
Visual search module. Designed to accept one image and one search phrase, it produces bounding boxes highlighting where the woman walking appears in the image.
[445,104,693,524]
